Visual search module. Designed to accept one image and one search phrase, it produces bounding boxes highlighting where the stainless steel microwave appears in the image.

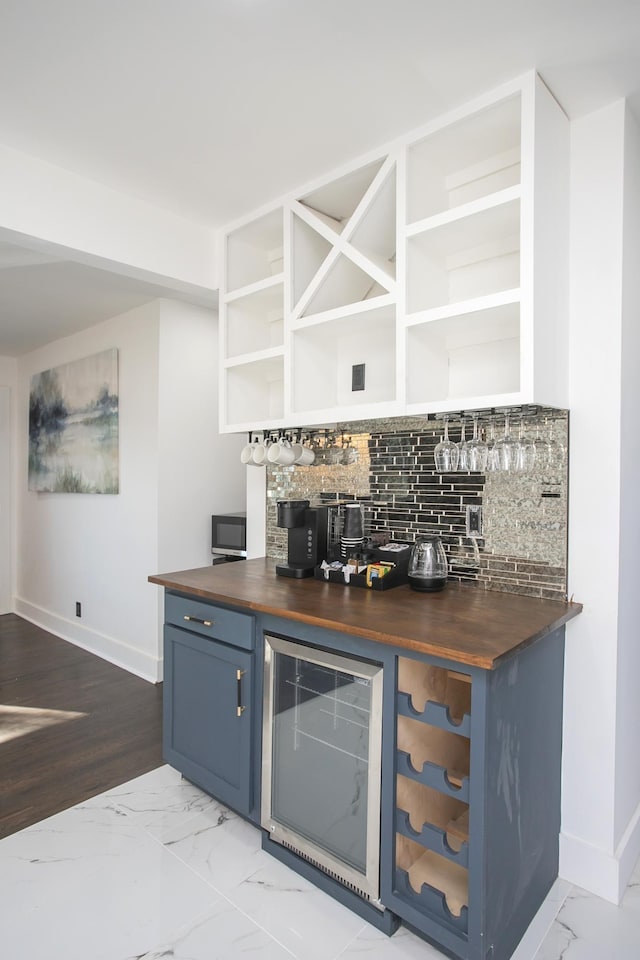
[211,513,247,558]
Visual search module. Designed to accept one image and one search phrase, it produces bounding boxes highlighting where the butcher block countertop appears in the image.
[149,558,582,670]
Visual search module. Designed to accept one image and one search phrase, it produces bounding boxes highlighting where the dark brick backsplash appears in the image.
[264,409,568,599]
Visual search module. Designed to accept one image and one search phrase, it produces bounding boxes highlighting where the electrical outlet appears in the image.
[75,601,82,618]
[466,505,483,538]
[351,363,365,392]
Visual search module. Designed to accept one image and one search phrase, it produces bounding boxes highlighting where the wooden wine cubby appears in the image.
[394,658,472,933]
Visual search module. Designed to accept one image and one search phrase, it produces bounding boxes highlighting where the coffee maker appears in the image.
[275,500,332,578]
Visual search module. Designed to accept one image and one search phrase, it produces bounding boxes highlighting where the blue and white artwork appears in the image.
[28,348,119,494]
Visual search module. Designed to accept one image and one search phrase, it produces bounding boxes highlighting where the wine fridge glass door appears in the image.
[262,634,383,904]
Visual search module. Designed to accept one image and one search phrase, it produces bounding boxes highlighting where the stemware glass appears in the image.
[457,420,469,472]
[533,421,551,469]
[493,414,521,472]
[516,419,536,473]
[546,418,565,473]
[325,434,343,464]
[434,417,459,473]
[466,417,489,472]
[485,418,500,472]
[341,435,359,465]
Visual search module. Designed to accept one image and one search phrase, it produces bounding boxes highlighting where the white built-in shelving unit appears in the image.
[219,72,569,432]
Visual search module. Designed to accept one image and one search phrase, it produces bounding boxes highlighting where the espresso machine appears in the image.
[275,500,334,578]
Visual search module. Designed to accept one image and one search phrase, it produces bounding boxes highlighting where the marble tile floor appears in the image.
[1,765,638,960]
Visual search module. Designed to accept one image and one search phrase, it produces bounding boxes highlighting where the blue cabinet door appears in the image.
[163,623,253,816]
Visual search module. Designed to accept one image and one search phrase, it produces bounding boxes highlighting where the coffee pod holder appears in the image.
[314,542,412,591]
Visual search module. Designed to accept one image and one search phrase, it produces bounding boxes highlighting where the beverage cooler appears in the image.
[261,634,384,904]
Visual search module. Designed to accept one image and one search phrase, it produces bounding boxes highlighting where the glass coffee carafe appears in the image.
[408,536,448,592]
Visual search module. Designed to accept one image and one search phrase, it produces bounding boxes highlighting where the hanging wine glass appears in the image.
[325,433,343,464]
[434,417,459,473]
[341,435,359,465]
[516,419,536,473]
[457,419,469,472]
[485,418,500,472]
[533,420,551,469]
[546,418,565,473]
[466,416,489,472]
[494,414,521,472]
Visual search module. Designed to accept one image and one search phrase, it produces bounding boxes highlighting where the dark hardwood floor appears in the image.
[0,613,163,839]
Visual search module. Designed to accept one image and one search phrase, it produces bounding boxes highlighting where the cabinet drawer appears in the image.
[165,592,254,650]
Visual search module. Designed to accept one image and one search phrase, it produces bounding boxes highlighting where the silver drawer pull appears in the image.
[236,669,246,717]
[183,615,213,627]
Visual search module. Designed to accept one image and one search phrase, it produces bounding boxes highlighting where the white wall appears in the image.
[16,302,163,680]
[614,105,640,862]
[0,356,17,612]
[13,299,246,680]
[562,100,640,902]
[156,299,246,574]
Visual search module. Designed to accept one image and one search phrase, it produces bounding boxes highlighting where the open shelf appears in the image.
[291,303,396,414]
[397,775,468,854]
[406,300,520,405]
[224,353,284,427]
[397,715,470,789]
[396,835,469,919]
[446,809,469,846]
[398,659,471,727]
[291,159,396,322]
[297,158,386,234]
[347,165,397,281]
[407,93,521,224]
[406,193,520,314]
[226,208,284,293]
[300,252,389,319]
[225,282,284,359]
[291,212,334,310]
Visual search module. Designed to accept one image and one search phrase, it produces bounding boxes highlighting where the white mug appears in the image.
[252,442,269,465]
[267,440,296,466]
[240,441,260,466]
[292,443,315,466]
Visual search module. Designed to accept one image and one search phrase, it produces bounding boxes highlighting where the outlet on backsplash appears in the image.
[466,504,483,538]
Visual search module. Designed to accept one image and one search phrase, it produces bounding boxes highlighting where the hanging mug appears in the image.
[292,442,315,465]
[252,440,269,465]
[267,439,296,466]
[240,441,260,466]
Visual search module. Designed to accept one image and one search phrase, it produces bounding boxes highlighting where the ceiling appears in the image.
[1,0,640,356]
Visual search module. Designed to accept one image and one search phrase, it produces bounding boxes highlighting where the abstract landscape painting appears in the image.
[28,348,119,494]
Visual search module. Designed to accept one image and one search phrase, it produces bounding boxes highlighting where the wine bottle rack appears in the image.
[394,657,472,935]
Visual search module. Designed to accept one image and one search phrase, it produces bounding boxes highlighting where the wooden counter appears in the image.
[149,558,581,669]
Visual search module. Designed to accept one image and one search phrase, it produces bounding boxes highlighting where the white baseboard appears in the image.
[560,802,640,903]
[13,597,161,683]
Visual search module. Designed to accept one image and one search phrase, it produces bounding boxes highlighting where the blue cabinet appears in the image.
[158,585,566,960]
[382,633,565,960]
[162,592,255,817]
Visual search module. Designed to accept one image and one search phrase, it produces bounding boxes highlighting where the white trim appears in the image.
[13,597,161,683]
[559,804,640,905]
[615,798,640,899]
